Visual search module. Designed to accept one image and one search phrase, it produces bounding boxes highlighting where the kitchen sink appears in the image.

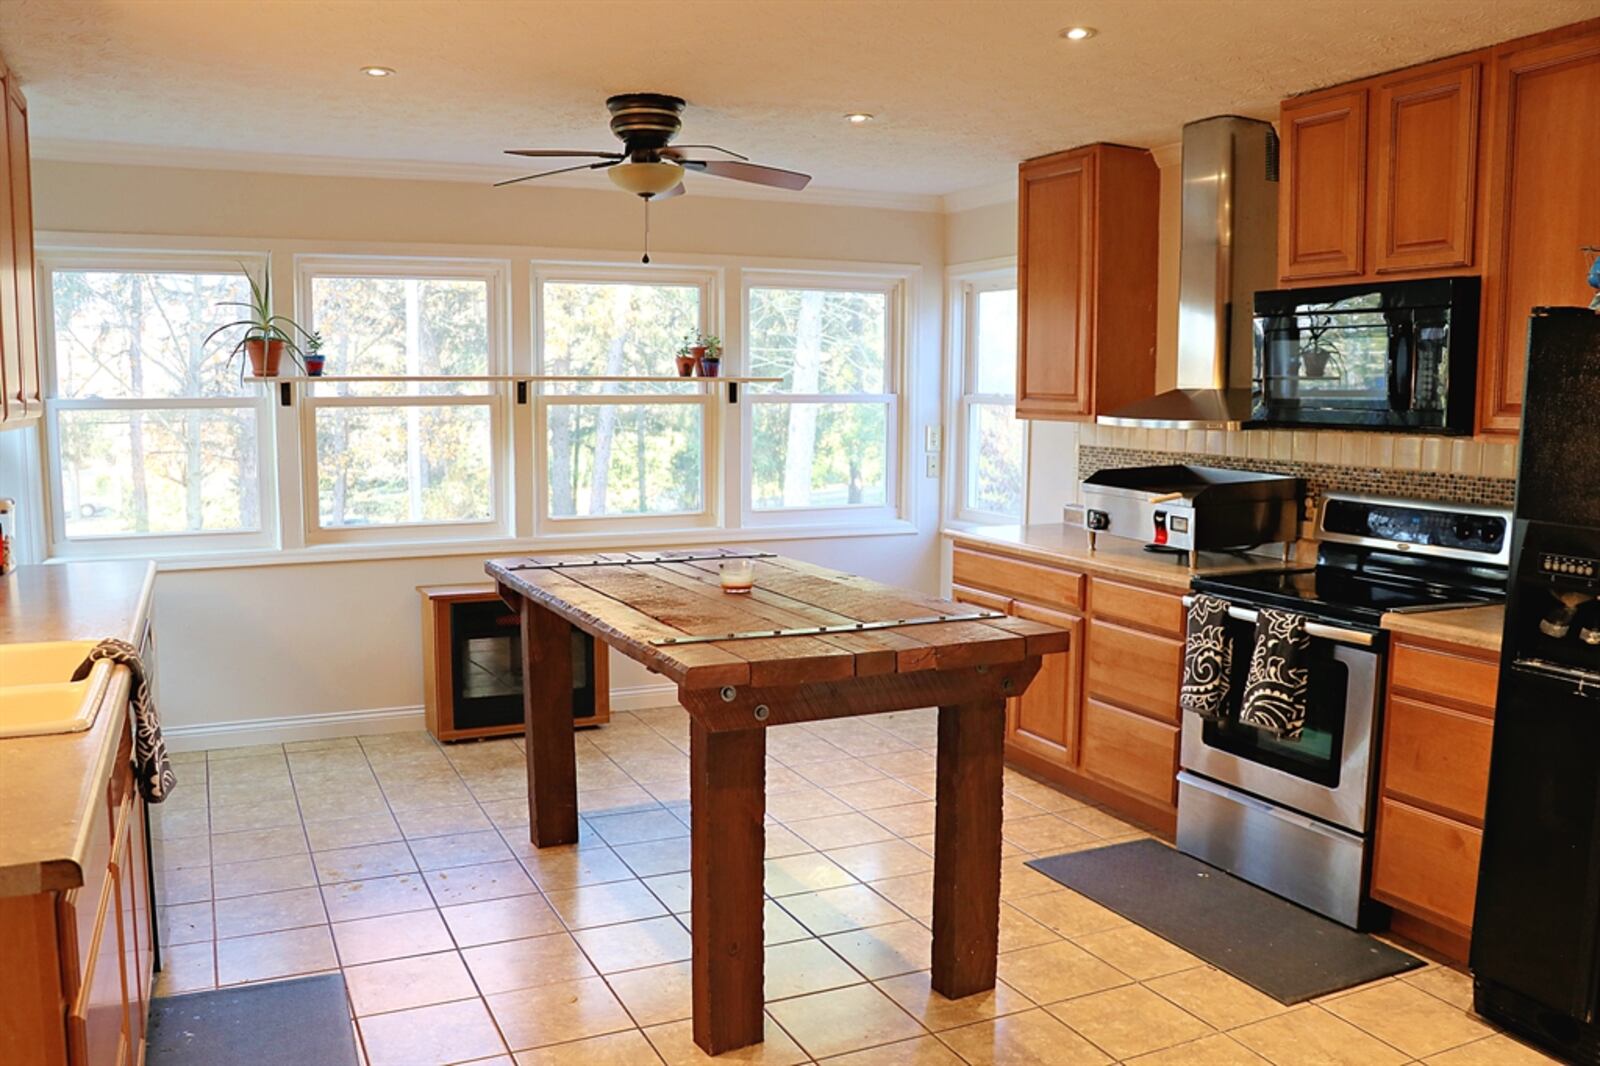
[0,640,110,738]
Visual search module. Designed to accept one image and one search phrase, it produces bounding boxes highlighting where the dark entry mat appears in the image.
[148,973,358,1066]
[1027,839,1425,1003]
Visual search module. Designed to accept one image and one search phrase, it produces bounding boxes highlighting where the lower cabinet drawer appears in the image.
[1080,698,1179,806]
[1090,577,1185,637]
[1390,640,1498,711]
[1084,617,1182,723]
[1372,797,1482,933]
[952,547,1085,612]
[1383,696,1494,823]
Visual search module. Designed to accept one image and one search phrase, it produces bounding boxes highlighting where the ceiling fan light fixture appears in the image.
[844,112,874,125]
[359,65,395,77]
[607,161,686,197]
[1059,26,1097,40]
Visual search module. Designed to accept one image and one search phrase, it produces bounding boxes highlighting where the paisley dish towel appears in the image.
[73,638,177,803]
[1180,594,1235,720]
[1239,607,1311,739]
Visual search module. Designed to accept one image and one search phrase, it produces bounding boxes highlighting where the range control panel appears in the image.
[1540,553,1599,579]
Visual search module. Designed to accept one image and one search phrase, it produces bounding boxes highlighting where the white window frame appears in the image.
[531,262,722,536]
[949,263,1028,525]
[37,250,279,558]
[294,256,513,546]
[739,269,907,528]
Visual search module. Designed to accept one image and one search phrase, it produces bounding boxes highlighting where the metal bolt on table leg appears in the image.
[720,686,738,703]
[753,705,770,722]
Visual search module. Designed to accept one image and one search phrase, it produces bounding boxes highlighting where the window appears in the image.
[744,277,900,519]
[41,257,272,551]
[300,260,507,539]
[954,274,1026,522]
[535,270,715,528]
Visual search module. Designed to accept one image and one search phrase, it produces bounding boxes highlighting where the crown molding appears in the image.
[31,138,945,213]
[940,178,1016,214]
[1151,140,1182,169]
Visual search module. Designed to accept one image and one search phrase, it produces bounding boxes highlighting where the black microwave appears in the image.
[1251,276,1480,434]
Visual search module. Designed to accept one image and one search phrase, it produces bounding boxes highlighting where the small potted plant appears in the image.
[204,267,314,379]
[698,333,722,378]
[675,333,697,377]
[303,331,326,377]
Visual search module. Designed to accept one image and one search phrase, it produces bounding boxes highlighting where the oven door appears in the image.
[1180,602,1382,833]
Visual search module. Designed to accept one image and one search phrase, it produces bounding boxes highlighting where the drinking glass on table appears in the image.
[720,558,754,594]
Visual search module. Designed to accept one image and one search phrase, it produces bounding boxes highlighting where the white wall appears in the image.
[17,160,950,745]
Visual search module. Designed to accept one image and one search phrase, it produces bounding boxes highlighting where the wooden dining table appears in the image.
[487,548,1069,1055]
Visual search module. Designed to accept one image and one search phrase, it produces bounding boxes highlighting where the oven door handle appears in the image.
[1182,595,1375,647]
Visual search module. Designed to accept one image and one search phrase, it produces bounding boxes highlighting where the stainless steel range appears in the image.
[1177,493,1511,928]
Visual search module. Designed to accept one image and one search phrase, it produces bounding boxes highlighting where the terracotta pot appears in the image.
[245,338,285,377]
[690,345,707,359]
[698,358,721,378]
[675,354,697,377]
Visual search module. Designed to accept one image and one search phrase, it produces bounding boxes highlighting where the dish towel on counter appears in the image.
[1239,608,1311,739]
[73,638,176,803]
[1180,594,1235,721]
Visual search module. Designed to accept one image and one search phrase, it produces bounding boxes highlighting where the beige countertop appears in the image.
[945,523,1300,592]
[1381,603,1505,653]
[0,561,156,897]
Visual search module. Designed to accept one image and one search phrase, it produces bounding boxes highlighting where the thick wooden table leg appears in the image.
[690,719,766,1055]
[931,697,1006,999]
[521,599,579,847]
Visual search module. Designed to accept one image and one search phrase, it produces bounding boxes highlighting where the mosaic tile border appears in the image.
[1078,445,1515,509]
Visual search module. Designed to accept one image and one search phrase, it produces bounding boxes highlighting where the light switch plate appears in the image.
[924,425,941,451]
[924,453,940,478]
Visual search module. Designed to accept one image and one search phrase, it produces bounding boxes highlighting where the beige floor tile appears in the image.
[764,899,814,945]
[576,783,662,815]
[313,841,419,884]
[153,834,213,870]
[1400,965,1476,1012]
[995,940,1130,1005]
[212,798,309,833]
[303,812,403,852]
[643,1014,808,1065]
[393,803,493,839]
[823,1035,964,1064]
[461,932,597,996]
[787,812,896,851]
[152,940,215,995]
[545,877,668,929]
[487,974,634,1051]
[332,908,455,966]
[441,892,565,948]
[1002,814,1098,854]
[1059,806,1142,838]
[1422,1033,1566,1065]
[1047,983,1213,1060]
[211,853,318,899]
[765,938,864,1001]
[408,829,516,871]
[215,924,337,985]
[606,960,693,1027]
[212,886,326,939]
[359,997,508,1066]
[424,859,538,907]
[573,914,693,973]
[1145,965,1290,1030]
[1321,981,1494,1059]
[321,872,434,923]
[345,949,477,1015]
[1010,889,1128,939]
[792,756,886,788]
[765,852,857,896]
[997,902,1061,953]
[937,1007,1111,1065]
[825,839,934,881]
[513,1029,665,1065]
[1073,923,1200,980]
[514,839,637,891]
[867,871,933,920]
[158,902,215,946]
[998,856,1060,901]
[613,837,692,878]
[768,786,854,822]
[586,808,690,846]
[866,802,936,839]
[1231,1005,1409,1066]
[1125,1033,1270,1065]
[823,919,931,980]
[778,884,908,937]
[875,970,1033,1031]
[209,826,308,865]
[828,778,928,811]
[642,871,691,913]
[766,983,926,1060]
[763,825,815,860]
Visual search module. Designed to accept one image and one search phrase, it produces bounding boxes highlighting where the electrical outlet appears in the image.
[925,453,940,478]
[925,425,941,451]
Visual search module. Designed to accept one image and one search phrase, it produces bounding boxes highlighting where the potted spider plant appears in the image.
[205,267,314,378]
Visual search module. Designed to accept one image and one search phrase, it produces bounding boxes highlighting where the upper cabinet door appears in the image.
[6,79,39,419]
[1279,89,1368,281]
[1372,60,1482,274]
[0,60,18,425]
[1017,150,1094,419]
[1479,24,1600,435]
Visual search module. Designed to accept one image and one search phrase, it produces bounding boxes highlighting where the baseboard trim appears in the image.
[164,683,680,752]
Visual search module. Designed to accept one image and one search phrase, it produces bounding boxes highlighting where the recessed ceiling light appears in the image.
[360,66,395,77]
[844,112,874,125]
[1060,26,1097,40]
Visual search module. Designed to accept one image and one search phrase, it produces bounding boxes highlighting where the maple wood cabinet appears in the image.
[0,51,41,428]
[1015,143,1159,421]
[1278,89,1369,281]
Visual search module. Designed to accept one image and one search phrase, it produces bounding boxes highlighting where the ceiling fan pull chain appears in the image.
[641,195,651,264]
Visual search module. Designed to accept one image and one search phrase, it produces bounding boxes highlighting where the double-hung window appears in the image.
[40,254,274,554]
[298,258,508,542]
[743,274,901,524]
[534,266,717,532]
[954,273,1026,522]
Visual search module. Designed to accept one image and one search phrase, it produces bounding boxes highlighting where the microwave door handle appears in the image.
[1181,596,1375,648]
[1387,319,1415,413]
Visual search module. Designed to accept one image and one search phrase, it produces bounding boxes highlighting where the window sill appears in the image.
[48,519,922,573]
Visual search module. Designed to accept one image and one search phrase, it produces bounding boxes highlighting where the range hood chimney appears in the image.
[1099,115,1278,431]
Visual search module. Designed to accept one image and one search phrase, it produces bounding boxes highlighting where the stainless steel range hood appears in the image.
[1099,115,1278,431]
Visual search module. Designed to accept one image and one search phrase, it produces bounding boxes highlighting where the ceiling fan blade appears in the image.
[503,149,623,160]
[680,159,811,191]
[661,144,750,162]
[650,183,686,201]
[493,159,618,188]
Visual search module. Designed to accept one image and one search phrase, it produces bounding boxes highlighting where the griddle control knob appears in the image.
[1086,509,1110,531]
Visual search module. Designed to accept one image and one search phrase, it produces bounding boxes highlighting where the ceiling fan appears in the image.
[496,92,812,204]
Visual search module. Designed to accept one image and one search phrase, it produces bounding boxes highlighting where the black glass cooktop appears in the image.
[1191,566,1503,629]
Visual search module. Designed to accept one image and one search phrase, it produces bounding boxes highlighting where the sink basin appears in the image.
[0,641,110,738]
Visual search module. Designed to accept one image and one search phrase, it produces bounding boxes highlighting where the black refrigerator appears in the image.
[1473,307,1600,1063]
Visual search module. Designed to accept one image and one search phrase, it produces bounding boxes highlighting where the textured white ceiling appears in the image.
[2,0,1596,199]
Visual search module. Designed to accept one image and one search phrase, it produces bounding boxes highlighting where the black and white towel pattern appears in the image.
[1180,595,1235,721]
[1239,608,1311,739]
[73,638,176,803]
